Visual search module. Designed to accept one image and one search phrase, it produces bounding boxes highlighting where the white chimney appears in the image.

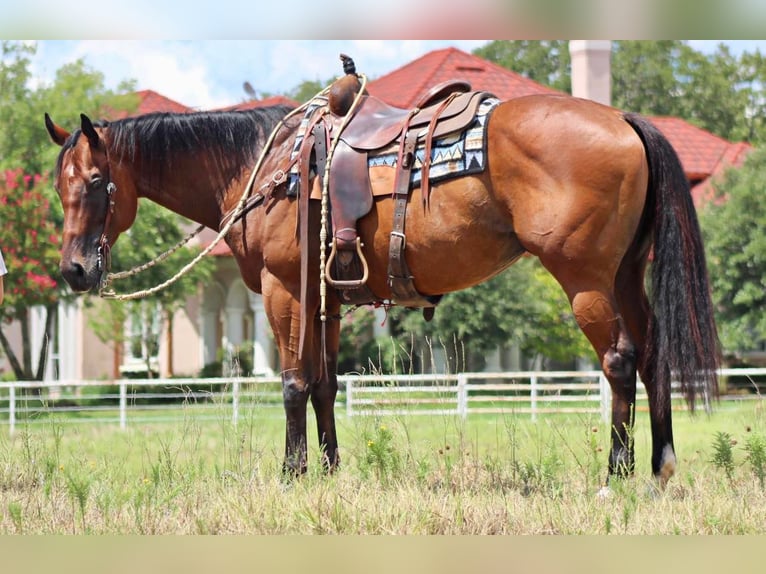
[569,40,612,106]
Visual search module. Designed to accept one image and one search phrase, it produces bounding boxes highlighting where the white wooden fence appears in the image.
[0,369,763,433]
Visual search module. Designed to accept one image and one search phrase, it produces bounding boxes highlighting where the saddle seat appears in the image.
[336,80,481,151]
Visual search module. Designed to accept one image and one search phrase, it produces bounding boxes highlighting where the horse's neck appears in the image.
[126,149,244,231]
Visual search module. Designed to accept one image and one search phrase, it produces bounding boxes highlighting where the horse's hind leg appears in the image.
[555,273,639,480]
[616,259,677,488]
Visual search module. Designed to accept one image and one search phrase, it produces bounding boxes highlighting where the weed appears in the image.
[7,501,22,534]
[358,422,401,483]
[64,468,92,533]
[744,432,766,489]
[709,431,736,483]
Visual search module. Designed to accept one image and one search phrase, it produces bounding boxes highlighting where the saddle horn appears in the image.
[328,53,364,116]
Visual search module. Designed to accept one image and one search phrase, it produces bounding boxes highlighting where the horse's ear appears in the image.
[45,113,70,147]
[80,113,102,149]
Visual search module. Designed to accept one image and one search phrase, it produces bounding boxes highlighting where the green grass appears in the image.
[0,399,764,534]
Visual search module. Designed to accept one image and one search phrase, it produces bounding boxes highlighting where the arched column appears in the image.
[201,282,226,366]
[248,291,274,376]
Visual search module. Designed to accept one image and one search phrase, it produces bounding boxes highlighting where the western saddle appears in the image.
[293,54,495,319]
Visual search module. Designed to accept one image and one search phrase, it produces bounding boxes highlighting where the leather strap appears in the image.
[420,92,459,207]
[387,123,437,309]
[297,113,328,360]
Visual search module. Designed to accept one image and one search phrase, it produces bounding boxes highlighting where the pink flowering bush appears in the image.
[0,168,62,319]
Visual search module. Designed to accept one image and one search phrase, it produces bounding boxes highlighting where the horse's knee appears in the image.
[282,373,310,408]
[311,377,338,402]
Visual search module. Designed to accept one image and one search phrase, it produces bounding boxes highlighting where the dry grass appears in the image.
[0,399,764,534]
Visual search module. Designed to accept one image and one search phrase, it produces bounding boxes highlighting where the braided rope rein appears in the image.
[319,72,368,323]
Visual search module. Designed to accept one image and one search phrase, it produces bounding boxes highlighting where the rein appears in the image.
[97,103,313,301]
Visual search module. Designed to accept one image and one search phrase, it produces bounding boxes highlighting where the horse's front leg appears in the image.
[262,275,315,476]
[310,305,342,472]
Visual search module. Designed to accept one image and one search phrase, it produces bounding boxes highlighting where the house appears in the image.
[2,44,752,382]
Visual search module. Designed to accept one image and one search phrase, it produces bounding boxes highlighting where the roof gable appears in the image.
[366,47,561,108]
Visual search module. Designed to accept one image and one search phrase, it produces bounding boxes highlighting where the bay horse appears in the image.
[44,83,719,489]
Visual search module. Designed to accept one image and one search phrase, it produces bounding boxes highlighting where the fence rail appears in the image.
[0,368,764,433]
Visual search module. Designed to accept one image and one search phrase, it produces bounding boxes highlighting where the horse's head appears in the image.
[45,113,138,292]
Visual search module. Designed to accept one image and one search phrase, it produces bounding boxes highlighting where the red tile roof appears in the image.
[647,116,736,180]
[647,116,753,205]
[366,47,561,108]
[135,89,193,115]
[214,94,300,112]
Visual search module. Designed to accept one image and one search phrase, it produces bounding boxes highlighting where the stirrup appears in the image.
[325,237,369,288]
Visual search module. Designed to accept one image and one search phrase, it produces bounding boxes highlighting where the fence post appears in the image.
[599,373,610,423]
[119,380,127,430]
[9,384,16,435]
[232,379,240,427]
[346,379,353,417]
[457,374,468,418]
[530,375,538,422]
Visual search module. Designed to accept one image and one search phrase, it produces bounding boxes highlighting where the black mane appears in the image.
[106,104,294,191]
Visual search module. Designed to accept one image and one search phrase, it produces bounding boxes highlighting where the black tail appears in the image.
[624,112,720,413]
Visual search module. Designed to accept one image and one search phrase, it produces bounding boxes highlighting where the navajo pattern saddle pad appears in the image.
[288,96,500,193]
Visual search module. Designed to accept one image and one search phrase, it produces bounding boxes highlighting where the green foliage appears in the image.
[0,170,67,379]
[477,40,766,144]
[0,41,138,177]
[0,40,138,380]
[288,78,335,104]
[699,147,766,355]
[744,432,766,490]
[611,41,689,117]
[710,431,736,483]
[474,40,571,93]
[357,421,401,483]
[0,170,62,314]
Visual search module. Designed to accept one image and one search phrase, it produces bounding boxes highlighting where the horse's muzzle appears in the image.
[60,257,99,293]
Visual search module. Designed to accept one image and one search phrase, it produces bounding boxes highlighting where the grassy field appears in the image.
[0,396,764,534]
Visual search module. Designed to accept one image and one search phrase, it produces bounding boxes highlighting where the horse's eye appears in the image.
[90,176,104,189]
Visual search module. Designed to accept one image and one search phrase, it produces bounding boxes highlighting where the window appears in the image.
[121,300,161,376]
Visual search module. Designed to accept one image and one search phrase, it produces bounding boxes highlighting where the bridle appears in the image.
[96,181,116,275]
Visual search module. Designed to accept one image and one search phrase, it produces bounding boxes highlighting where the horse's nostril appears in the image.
[67,261,85,278]
[61,259,92,292]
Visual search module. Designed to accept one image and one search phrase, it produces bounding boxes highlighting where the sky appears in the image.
[28,41,491,111]
[23,40,766,112]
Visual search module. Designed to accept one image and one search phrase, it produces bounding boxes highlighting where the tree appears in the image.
[699,147,766,358]
[0,41,138,380]
[610,41,689,118]
[0,170,63,380]
[288,78,336,104]
[476,40,766,145]
[473,40,571,93]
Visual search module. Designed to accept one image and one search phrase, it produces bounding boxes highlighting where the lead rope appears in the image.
[98,98,323,301]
